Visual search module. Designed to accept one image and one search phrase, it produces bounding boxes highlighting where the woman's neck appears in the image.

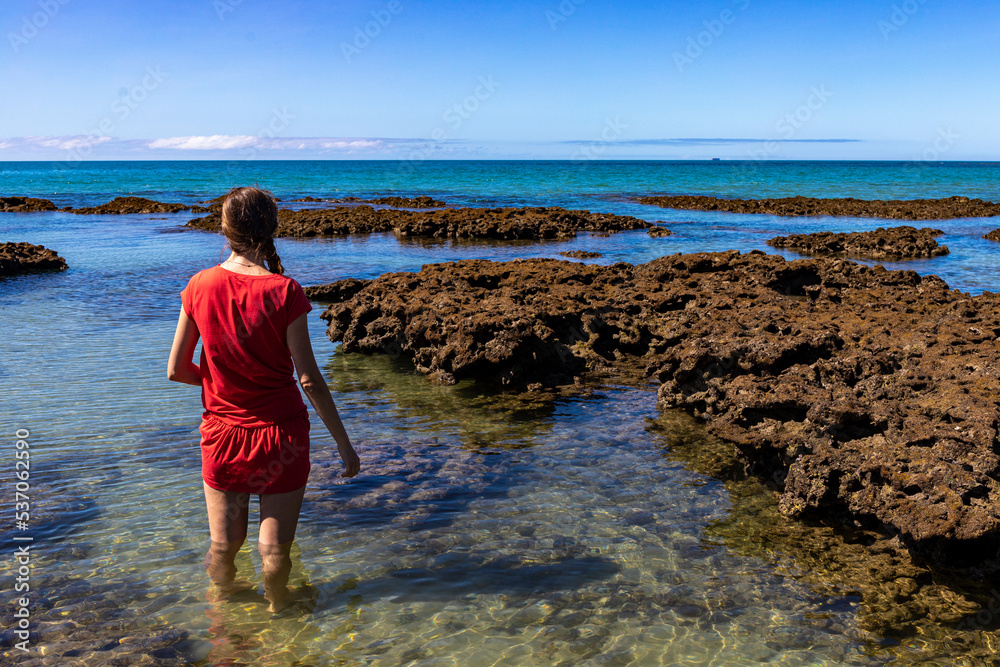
[222,251,271,275]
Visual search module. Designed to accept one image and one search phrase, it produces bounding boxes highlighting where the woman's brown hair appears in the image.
[220,186,285,275]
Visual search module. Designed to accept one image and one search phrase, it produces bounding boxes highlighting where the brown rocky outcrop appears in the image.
[0,242,68,275]
[303,277,373,302]
[984,229,1000,242]
[767,226,949,260]
[188,205,656,240]
[68,196,202,214]
[315,251,1000,567]
[0,196,58,212]
[638,194,1000,220]
[292,195,445,208]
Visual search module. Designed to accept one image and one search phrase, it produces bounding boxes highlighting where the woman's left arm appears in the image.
[167,308,202,386]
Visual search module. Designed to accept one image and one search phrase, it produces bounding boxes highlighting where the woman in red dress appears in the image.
[168,186,360,612]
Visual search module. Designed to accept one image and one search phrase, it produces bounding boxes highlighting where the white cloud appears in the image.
[143,135,386,152]
[0,134,474,159]
[148,135,259,150]
[0,135,112,151]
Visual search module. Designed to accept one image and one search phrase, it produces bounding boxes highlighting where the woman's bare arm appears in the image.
[287,312,360,478]
[167,308,202,386]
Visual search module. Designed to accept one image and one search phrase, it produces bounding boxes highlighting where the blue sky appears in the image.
[1,0,998,160]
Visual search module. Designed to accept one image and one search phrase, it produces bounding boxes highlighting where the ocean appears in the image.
[2,160,999,665]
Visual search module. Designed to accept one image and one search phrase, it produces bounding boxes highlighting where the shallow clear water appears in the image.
[2,161,1000,665]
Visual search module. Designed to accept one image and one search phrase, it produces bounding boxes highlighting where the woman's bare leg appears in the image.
[258,485,305,612]
[203,483,250,589]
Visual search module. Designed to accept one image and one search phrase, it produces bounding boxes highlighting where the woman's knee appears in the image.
[258,541,293,571]
[208,539,244,560]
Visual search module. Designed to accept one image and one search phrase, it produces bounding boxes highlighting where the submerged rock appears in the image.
[315,250,1000,567]
[0,196,58,212]
[638,194,1000,220]
[0,241,68,276]
[767,226,949,260]
[558,250,603,259]
[69,196,204,214]
[188,205,657,240]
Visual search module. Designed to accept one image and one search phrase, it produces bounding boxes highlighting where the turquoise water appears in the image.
[2,161,1000,665]
[3,159,1000,207]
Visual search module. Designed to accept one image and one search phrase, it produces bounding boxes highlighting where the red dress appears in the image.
[181,265,313,494]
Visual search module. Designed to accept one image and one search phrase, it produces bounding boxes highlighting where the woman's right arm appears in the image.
[287,312,360,478]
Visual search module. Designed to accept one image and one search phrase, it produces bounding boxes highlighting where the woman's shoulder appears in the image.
[185,265,223,286]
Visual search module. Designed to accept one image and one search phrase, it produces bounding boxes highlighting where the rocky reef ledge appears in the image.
[0,195,207,214]
[0,242,68,276]
[638,194,1000,220]
[69,196,206,215]
[984,229,1000,242]
[314,251,1000,567]
[0,196,58,212]
[767,226,948,260]
[291,195,445,208]
[188,205,660,240]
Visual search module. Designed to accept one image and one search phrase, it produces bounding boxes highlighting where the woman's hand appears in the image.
[339,441,360,478]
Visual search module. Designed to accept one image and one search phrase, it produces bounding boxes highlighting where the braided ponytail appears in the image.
[259,236,285,276]
[221,186,285,275]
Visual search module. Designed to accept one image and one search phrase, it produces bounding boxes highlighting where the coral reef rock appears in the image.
[316,250,1000,567]
[0,196,58,212]
[69,196,201,215]
[0,241,68,276]
[767,226,948,260]
[638,194,1000,220]
[188,205,657,240]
